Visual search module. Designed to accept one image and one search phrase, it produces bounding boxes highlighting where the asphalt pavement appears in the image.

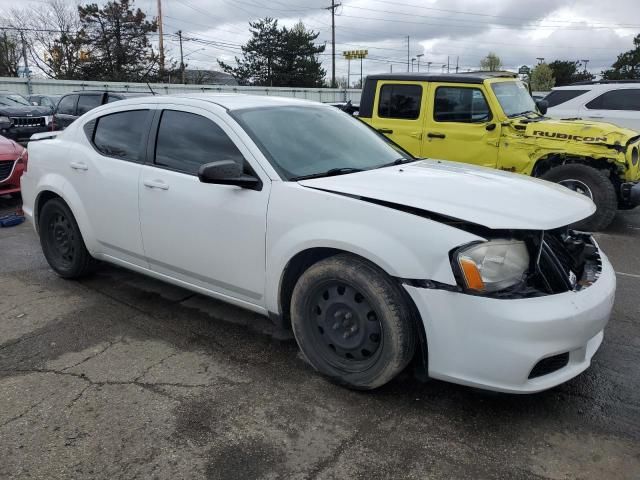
[0,195,639,479]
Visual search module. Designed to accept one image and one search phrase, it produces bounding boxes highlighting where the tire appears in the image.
[38,198,96,278]
[541,164,617,231]
[290,253,416,390]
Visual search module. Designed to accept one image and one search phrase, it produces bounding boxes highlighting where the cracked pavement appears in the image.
[0,196,639,479]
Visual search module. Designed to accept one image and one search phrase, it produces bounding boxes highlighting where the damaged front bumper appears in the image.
[405,231,616,393]
[620,182,640,209]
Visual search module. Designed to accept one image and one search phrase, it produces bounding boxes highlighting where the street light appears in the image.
[441,64,447,73]
[581,59,589,72]
[411,57,416,71]
[536,57,545,64]
[426,61,432,72]
[416,53,424,72]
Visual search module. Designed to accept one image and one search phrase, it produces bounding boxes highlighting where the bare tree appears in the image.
[10,0,86,79]
[0,30,21,77]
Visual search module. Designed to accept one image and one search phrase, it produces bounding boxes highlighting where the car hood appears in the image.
[0,105,52,117]
[298,159,595,230]
[521,117,638,146]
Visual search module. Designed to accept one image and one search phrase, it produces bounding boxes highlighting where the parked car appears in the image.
[22,95,615,392]
[545,81,640,131]
[0,90,53,143]
[0,134,27,197]
[357,72,640,231]
[53,90,152,130]
[27,94,62,113]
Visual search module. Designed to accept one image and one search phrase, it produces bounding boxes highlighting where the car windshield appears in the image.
[230,105,413,180]
[0,94,31,107]
[491,81,538,117]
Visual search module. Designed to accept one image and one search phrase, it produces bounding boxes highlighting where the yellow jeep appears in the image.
[358,72,640,231]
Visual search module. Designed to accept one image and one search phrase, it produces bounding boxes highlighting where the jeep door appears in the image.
[138,107,270,308]
[422,84,500,168]
[371,81,427,156]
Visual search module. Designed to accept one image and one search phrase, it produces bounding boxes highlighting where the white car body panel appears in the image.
[21,94,616,393]
[546,84,640,132]
[299,159,595,230]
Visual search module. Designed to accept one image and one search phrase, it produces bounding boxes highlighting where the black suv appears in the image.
[53,91,152,130]
[0,91,52,143]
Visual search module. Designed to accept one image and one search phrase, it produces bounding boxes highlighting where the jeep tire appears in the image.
[541,164,617,231]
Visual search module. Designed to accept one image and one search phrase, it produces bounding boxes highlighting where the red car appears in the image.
[0,134,27,197]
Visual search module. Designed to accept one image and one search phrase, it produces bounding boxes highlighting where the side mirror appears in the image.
[536,99,548,115]
[198,160,262,191]
[31,101,39,106]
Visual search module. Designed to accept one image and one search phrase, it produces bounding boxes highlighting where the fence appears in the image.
[0,77,362,104]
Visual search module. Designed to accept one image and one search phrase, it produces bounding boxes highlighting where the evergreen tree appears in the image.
[219,18,325,87]
[77,0,158,82]
[602,34,640,80]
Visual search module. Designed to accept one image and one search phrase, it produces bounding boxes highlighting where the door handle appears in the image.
[143,179,169,190]
[587,115,604,119]
[427,132,446,139]
[69,161,88,171]
[377,128,393,134]
[69,162,89,170]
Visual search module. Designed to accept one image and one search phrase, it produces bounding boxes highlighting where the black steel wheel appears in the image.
[307,281,383,371]
[291,253,416,390]
[39,198,96,278]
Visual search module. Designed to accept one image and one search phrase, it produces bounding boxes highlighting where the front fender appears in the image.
[264,183,482,314]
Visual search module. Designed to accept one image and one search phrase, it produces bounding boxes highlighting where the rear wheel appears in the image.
[291,253,416,390]
[541,164,617,231]
[39,198,96,278]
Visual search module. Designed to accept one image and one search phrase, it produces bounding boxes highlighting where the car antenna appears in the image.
[146,81,156,96]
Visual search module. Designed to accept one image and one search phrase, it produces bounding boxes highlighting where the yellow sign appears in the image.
[343,50,368,60]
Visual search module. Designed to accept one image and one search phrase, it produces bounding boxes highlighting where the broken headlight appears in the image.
[454,240,529,293]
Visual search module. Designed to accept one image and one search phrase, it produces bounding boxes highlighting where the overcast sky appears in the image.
[2,0,640,82]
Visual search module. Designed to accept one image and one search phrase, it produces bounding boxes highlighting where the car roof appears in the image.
[101,93,323,111]
[551,83,640,91]
[365,71,518,84]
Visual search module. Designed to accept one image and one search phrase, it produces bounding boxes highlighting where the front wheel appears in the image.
[290,253,416,390]
[541,164,617,231]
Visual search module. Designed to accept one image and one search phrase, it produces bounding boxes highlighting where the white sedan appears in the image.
[21,94,615,392]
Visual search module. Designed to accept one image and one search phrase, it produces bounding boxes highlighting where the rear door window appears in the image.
[544,89,588,108]
[586,89,640,111]
[77,94,103,115]
[434,86,491,122]
[378,84,422,119]
[57,95,78,115]
[154,110,245,175]
[92,110,151,162]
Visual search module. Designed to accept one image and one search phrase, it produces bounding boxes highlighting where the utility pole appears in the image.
[326,0,341,88]
[406,36,410,72]
[447,56,450,73]
[157,0,165,81]
[455,56,459,73]
[581,59,589,72]
[177,30,185,84]
[416,53,423,72]
[20,31,32,95]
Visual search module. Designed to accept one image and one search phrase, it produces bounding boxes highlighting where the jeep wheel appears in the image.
[39,198,97,278]
[541,164,617,231]
[290,253,416,390]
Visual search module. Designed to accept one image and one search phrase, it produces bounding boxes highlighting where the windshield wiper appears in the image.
[508,110,540,118]
[375,157,417,169]
[290,167,364,181]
